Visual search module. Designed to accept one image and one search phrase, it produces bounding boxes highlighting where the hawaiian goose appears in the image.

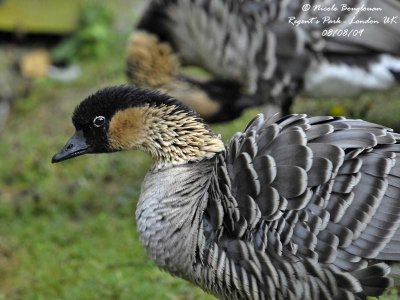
[53,86,400,299]
[127,0,400,121]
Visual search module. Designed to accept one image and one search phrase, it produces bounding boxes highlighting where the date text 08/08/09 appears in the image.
[322,28,364,37]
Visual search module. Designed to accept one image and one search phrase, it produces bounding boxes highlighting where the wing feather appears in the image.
[203,113,399,298]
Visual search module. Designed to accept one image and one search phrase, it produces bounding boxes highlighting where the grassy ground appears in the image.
[1,1,400,300]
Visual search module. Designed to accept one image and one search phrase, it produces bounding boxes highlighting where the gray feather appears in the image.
[135,113,400,300]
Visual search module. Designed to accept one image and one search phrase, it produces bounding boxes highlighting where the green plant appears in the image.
[52,1,115,63]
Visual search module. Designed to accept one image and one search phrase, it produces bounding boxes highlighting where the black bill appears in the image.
[52,130,90,163]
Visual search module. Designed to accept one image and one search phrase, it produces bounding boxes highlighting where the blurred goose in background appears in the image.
[53,85,400,299]
[126,0,400,122]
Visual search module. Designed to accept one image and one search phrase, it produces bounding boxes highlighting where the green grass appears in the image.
[1,1,400,299]
[0,78,219,299]
[0,4,224,295]
[1,212,212,300]
[294,88,400,131]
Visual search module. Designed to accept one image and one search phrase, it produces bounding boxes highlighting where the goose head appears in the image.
[52,86,224,167]
[126,31,259,123]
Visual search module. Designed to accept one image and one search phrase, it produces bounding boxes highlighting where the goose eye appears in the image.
[93,116,106,127]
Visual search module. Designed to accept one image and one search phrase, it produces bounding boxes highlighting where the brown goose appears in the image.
[126,0,400,122]
[53,86,400,299]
